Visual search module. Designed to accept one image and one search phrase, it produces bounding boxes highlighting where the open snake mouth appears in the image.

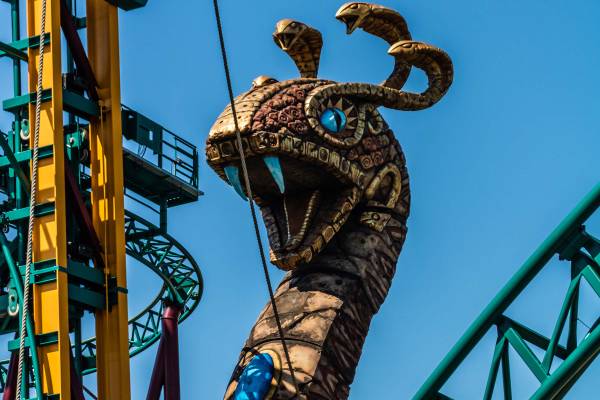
[206,132,363,269]
[337,15,361,34]
[273,32,297,51]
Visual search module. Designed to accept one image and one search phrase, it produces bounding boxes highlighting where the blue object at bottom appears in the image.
[233,353,275,400]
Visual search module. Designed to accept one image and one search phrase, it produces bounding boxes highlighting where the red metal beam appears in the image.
[70,352,86,400]
[64,161,105,270]
[146,333,165,399]
[59,0,99,101]
[163,305,181,399]
[146,303,182,400]
[2,352,17,400]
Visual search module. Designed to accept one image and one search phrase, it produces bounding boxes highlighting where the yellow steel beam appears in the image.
[86,1,131,399]
[26,0,71,397]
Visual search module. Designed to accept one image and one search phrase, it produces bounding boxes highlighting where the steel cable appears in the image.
[211,0,301,397]
[17,0,47,397]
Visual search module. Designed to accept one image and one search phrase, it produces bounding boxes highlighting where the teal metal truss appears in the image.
[0,0,203,395]
[79,211,203,375]
[415,183,600,399]
[0,210,203,385]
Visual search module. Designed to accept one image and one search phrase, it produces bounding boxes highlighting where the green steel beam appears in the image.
[541,275,581,372]
[414,183,600,400]
[0,145,53,169]
[531,324,600,399]
[504,328,547,383]
[63,90,100,119]
[4,202,55,223]
[67,260,105,286]
[17,260,66,285]
[68,284,105,310]
[500,316,569,361]
[0,41,26,61]
[581,264,600,296]
[0,132,30,194]
[0,35,50,59]
[3,89,99,119]
[2,89,52,114]
[483,337,506,400]
[7,332,59,351]
[500,345,512,400]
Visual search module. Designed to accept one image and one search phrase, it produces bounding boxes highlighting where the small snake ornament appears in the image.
[206,3,453,399]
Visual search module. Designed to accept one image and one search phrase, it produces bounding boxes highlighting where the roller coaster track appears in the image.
[0,210,203,387]
[415,183,600,400]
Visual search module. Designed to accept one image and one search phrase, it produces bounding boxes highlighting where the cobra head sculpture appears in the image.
[206,3,453,399]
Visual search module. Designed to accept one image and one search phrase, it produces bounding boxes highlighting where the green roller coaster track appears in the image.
[0,209,203,389]
[415,183,600,400]
[81,210,203,375]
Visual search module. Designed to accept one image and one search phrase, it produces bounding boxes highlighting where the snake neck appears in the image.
[225,145,410,399]
[222,214,408,400]
[284,215,407,314]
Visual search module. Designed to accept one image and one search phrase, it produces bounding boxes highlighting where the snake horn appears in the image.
[304,3,453,133]
[336,2,413,89]
[273,19,323,79]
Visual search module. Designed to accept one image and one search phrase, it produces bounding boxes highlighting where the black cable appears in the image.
[211,0,301,397]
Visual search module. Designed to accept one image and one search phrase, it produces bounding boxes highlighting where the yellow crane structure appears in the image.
[0,1,203,399]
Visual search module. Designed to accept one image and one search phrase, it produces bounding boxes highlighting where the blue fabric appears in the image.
[320,107,347,133]
[233,353,275,400]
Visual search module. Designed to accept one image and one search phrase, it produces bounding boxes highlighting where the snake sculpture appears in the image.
[206,3,453,399]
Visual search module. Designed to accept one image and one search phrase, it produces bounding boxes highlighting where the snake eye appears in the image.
[320,108,347,133]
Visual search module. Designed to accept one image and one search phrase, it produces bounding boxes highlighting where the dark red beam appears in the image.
[59,0,99,101]
[146,303,182,400]
[2,352,17,400]
[70,352,86,400]
[64,161,105,270]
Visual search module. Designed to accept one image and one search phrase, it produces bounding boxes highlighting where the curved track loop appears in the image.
[0,210,203,381]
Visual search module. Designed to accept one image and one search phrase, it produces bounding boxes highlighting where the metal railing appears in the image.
[160,126,198,188]
[121,104,198,189]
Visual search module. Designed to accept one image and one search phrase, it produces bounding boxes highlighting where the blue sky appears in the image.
[2,0,600,398]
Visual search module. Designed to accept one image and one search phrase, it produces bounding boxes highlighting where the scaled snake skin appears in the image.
[206,3,453,399]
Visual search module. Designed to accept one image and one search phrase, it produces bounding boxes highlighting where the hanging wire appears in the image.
[211,1,301,397]
[17,0,48,397]
[577,318,591,330]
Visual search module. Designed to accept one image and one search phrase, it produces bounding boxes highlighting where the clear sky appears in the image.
[2,0,600,399]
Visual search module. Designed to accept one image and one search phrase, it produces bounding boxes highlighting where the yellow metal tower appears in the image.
[0,0,202,398]
[87,2,131,398]
[26,0,73,396]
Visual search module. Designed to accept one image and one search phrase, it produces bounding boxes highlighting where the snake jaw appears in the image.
[273,33,296,52]
[335,2,371,34]
[273,19,323,78]
[273,19,306,51]
[387,40,422,58]
[208,3,452,274]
